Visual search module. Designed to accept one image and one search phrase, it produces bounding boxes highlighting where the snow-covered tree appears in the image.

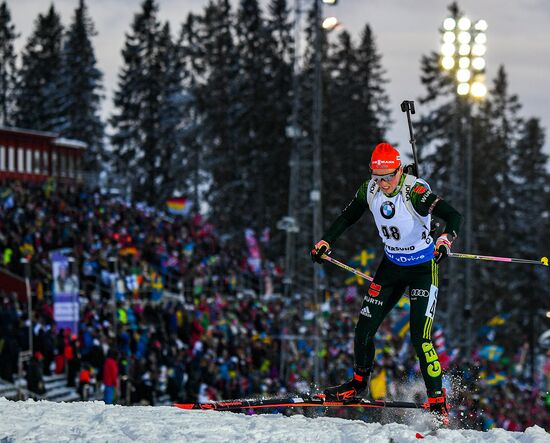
[15,5,65,132]
[0,1,18,126]
[61,0,105,171]
[110,0,185,203]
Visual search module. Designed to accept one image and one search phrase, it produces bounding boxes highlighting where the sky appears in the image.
[1,397,547,442]
[8,0,550,158]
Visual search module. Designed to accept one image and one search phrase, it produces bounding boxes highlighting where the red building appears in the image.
[0,126,86,183]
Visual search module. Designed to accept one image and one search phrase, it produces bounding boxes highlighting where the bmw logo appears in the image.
[380,201,395,219]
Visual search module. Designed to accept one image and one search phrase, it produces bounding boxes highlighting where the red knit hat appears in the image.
[370,143,401,170]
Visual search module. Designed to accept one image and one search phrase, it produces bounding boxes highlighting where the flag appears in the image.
[345,249,375,286]
[433,326,450,370]
[397,294,410,310]
[392,313,410,337]
[151,271,164,302]
[370,369,387,400]
[479,370,507,386]
[479,345,504,362]
[345,285,358,302]
[166,197,191,216]
[119,246,138,256]
[260,227,270,244]
[487,313,510,327]
[245,229,261,273]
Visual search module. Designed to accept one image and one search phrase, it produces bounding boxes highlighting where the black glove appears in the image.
[311,240,330,263]
[434,233,453,264]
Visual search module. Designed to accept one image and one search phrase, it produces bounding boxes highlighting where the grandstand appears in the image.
[0,128,549,431]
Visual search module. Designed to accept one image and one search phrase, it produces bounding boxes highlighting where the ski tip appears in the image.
[174,403,193,410]
[415,432,425,439]
[541,256,548,266]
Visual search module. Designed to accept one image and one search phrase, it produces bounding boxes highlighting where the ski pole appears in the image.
[400,100,419,176]
[321,254,373,281]
[448,252,549,267]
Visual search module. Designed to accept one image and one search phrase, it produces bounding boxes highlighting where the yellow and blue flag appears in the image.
[479,345,504,362]
[345,249,376,286]
[392,313,410,338]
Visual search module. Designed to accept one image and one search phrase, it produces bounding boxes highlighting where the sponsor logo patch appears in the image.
[410,289,429,299]
[368,282,382,297]
[360,306,372,317]
[413,184,427,194]
[363,296,383,306]
[380,201,395,219]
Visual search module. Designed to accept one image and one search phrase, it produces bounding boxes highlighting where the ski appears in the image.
[174,394,428,411]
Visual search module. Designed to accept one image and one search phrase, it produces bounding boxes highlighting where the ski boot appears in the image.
[427,388,449,426]
[323,369,370,401]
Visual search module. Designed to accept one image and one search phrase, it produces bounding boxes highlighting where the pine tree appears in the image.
[234,0,288,231]
[0,1,18,126]
[110,0,184,203]
[323,26,392,258]
[178,13,206,210]
[356,25,392,145]
[506,118,548,349]
[199,0,240,231]
[154,21,188,202]
[62,0,104,171]
[472,67,523,326]
[263,0,293,250]
[16,5,65,132]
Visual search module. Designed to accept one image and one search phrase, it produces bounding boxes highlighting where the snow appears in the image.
[0,398,548,443]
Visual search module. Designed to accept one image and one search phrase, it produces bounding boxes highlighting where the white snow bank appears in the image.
[0,398,548,443]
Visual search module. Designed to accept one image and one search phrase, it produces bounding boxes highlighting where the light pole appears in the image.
[439,10,487,353]
[311,0,339,388]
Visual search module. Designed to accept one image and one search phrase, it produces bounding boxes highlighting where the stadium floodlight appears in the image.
[441,42,456,57]
[457,68,471,83]
[470,81,487,98]
[439,13,487,100]
[458,44,470,56]
[472,57,486,71]
[458,17,471,30]
[474,33,486,45]
[457,31,471,44]
[459,57,470,69]
[471,44,486,56]
[443,31,456,43]
[457,83,470,95]
[443,17,456,31]
[474,19,488,31]
[322,16,339,30]
[441,56,455,70]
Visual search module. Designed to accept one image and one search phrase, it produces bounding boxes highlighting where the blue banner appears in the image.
[51,250,79,334]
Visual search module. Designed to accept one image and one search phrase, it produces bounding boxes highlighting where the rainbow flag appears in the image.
[166,197,191,216]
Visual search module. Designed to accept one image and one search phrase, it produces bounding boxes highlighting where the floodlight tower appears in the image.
[439,10,487,352]
[440,15,488,98]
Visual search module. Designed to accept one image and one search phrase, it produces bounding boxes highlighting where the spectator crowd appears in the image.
[0,180,549,432]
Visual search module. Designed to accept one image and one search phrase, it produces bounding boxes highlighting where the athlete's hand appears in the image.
[311,240,330,263]
[434,233,453,264]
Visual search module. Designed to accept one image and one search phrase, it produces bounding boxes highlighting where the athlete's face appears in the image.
[372,166,402,195]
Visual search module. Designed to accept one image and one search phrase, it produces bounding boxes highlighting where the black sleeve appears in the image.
[322,195,368,244]
[410,181,462,237]
[432,198,463,237]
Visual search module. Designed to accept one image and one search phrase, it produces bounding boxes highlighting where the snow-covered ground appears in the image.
[0,398,548,443]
